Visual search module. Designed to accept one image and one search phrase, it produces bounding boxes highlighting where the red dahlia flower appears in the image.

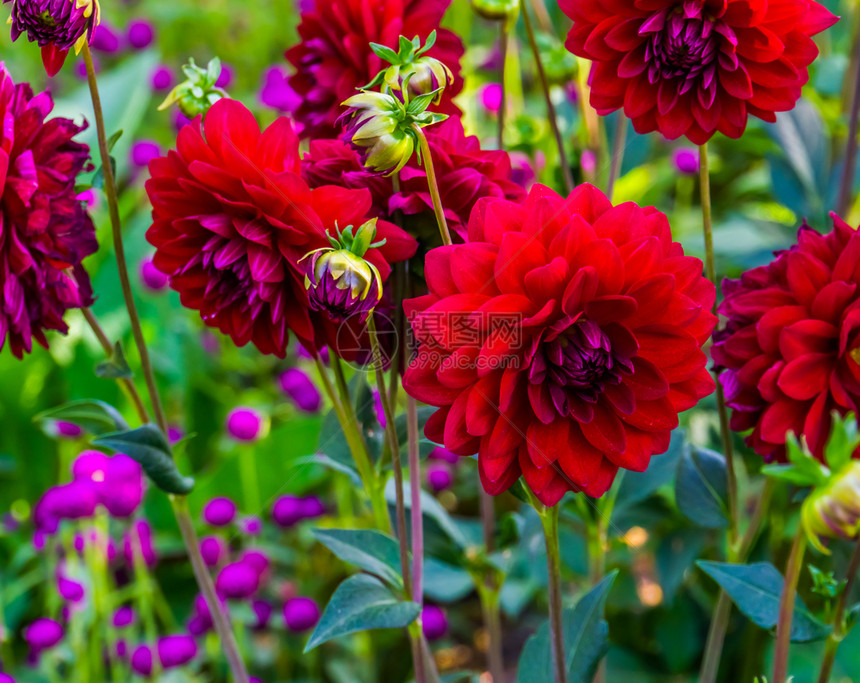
[302,117,526,239]
[403,184,716,504]
[285,0,464,139]
[713,216,860,463]
[0,63,97,358]
[559,0,839,143]
[145,98,416,358]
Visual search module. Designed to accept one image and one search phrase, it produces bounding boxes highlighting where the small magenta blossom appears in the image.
[279,368,322,413]
[422,605,448,641]
[199,535,228,567]
[25,618,64,657]
[215,562,260,600]
[284,597,320,632]
[125,18,153,49]
[226,408,265,443]
[426,463,454,493]
[202,497,237,526]
[672,148,700,176]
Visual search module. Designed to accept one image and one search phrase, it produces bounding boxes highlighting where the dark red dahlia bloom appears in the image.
[0,63,97,358]
[145,98,416,358]
[560,0,838,143]
[403,184,716,504]
[302,117,526,239]
[285,0,464,139]
[713,216,860,463]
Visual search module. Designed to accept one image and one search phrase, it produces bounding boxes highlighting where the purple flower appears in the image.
[24,618,64,656]
[672,147,700,176]
[54,420,83,439]
[150,64,174,91]
[139,256,169,292]
[479,83,502,113]
[91,22,121,53]
[130,140,162,169]
[113,606,136,628]
[73,529,117,561]
[123,519,157,567]
[429,447,458,465]
[258,66,301,114]
[426,463,453,493]
[373,389,386,429]
[130,644,153,675]
[186,594,214,635]
[239,516,262,536]
[422,605,448,641]
[0,673,16,683]
[172,109,191,132]
[215,63,234,89]
[202,497,237,526]
[200,535,228,567]
[279,368,322,413]
[168,425,185,444]
[57,571,85,603]
[239,549,270,578]
[34,481,99,533]
[72,451,144,518]
[300,496,325,520]
[252,599,273,630]
[215,562,260,600]
[283,597,320,632]
[157,634,197,668]
[126,19,154,49]
[226,408,265,443]
[271,495,303,528]
[296,343,328,363]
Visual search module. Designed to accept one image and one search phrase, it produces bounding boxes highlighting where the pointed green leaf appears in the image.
[295,454,362,488]
[369,42,401,65]
[675,445,728,528]
[305,574,420,651]
[423,558,475,603]
[697,561,831,642]
[385,479,468,549]
[35,400,128,436]
[614,430,686,514]
[517,571,618,683]
[417,29,437,55]
[95,341,133,380]
[93,425,194,495]
[106,129,124,153]
[312,529,404,588]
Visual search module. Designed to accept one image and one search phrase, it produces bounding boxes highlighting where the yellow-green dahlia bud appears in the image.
[802,461,860,554]
[470,0,519,22]
[340,91,416,175]
[158,57,228,119]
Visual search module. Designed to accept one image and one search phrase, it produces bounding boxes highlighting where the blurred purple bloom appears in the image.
[479,83,502,113]
[157,634,198,668]
[172,109,192,132]
[34,480,99,533]
[113,605,136,628]
[200,535,228,567]
[259,66,301,113]
[123,519,157,567]
[91,23,121,53]
[202,497,237,527]
[279,368,322,413]
[426,463,453,493]
[55,420,83,439]
[283,597,320,632]
[0,674,14,683]
[373,389,386,429]
[429,446,458,465]
[72,451,144,518]
[215,63,234,89]
[150,64,174,91]
[422,605,448,641]
[239,515,262,536]
[168,425,185,444]
[215,562,260,600]
[126,19,154,49]
[130,140,162,169]
[25,618,64,656]
[130,644,153,675]
[252,599,273,630]
[581,150,597,175]
[57,571,85,603]
[271,495,303,528]
[672,147,700,176]
[239,549,270,578]
[226,408,264,442]
[300,496,325,520]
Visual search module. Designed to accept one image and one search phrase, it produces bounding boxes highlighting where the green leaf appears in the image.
[312,528,404,588]
[614,430,686,514]
[35,399,128,436]
[675,445,728,528]
[407,88,443,115]
[105,129,124,153]
[398,35,414,60]
[697,561,831,642]
[206,57,222,88]
[385,479,469,549]
[91,155,117,191]
[294,454,361,488]
[94,341,133,380]
[423,558,475,603]
[369,42,401,65]
[93,425,195,495]
[517,571,618,683]
[417,29,437,56]
[305,574,421,652]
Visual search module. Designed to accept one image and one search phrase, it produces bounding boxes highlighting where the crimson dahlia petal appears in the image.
[560,0,839,143]
[403,184,716,505]
[0,63,98,358]
[714,216,860,463]
[145,98,415,358]
[285,0,464,139]
[302,117,526,239]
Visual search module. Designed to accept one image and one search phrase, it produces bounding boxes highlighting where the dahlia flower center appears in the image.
[642,4,728,86]
[528,319,633,405]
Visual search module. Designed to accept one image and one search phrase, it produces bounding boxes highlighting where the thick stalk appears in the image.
[171,496,249,683]
[816,540,860,683]
[407,396,424,605]
[699,478,776,683]
[412,125,453,246]
[314,356,389,531]
[838,24,860,216]
[82,44,167,435]
[498,20,509,150]
[607,115,627,201]
[699,143,738,547]
[81,307,150,424]
[540,505,568,683]
[773,529,807,683]
[521,0,574,194]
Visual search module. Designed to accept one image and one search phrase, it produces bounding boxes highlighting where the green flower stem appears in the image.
[816,540,860,683]
[238,443,261,516]
[413,125,453,246]
[698,143,739,548]
[80,307,150,424]
[82,43,167,436]
[773,527,807,683]
[171,496,249,683]
[477,579,505,683]
[540,503,569,683]
[521,0,574,195]
[606,116,627,201]
[316,355,390,531]
[88,514,121,682]
[407,396,424,605]
[498,20,509,150]
[699,478,776,683]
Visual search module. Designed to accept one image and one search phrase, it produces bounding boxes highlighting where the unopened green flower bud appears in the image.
[470,0,519,22]
[158,57,227,119]
[802,461,860,554]
[367,31,454,104]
